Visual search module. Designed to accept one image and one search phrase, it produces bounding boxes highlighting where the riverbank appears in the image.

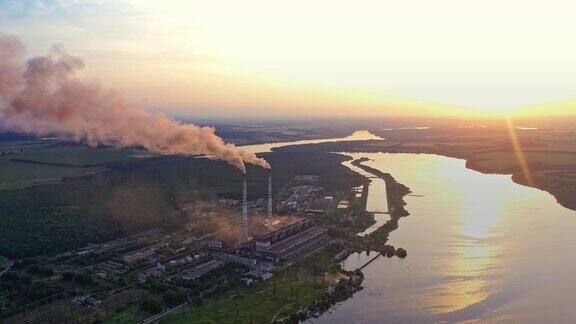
[351,157,411,219]
[313,152,576,323]
[347,157,410,258]
[275,137,576,212]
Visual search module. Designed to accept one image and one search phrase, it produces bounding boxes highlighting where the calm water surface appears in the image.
[314,153,576,323]
[239,130,383,154]
[341,157,390,237]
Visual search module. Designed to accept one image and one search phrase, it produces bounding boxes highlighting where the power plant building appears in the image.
[234,170,329,264]
[254,219,329,263]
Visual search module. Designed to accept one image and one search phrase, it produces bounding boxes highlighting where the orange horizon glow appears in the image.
[3,1,576,119]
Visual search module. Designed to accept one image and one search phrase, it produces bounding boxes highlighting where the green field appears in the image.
[15,147,146,165]
[162,249,339,324]
[0,141,48,150]
[0,157,100,189]
[164,277,324,323]
[0,256,10,269]
[0,140,150,189]
[104,304,153,324]
[474,150,576,170]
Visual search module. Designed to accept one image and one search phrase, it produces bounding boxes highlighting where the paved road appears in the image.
[0,254,14,277]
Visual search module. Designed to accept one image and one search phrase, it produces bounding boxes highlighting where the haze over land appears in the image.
[1,1,576,323]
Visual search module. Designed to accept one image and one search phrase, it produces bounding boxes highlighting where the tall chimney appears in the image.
[242,172,248,242]
[267,169,272,218]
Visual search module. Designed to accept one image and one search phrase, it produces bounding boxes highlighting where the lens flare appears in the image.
[505,117,534,186]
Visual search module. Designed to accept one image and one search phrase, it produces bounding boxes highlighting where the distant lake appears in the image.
[239,130,383,154]
[313,153,576,323]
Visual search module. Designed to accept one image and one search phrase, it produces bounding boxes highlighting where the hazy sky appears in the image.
[1,0,575,118]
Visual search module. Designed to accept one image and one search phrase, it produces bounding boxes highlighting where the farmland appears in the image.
[0,139,146,189]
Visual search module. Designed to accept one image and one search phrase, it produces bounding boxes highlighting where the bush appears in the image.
[0,272,20,282]
[29,265,54,277]
[23,281,60,302]
[75,272,93,285]
[117,276,127,286]
[396,248,407,258]
[163,289,186,306]
[61,271,75,281]
[140,295,162,314]
[148,279,169,293]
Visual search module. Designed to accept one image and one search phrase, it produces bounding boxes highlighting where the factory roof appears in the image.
[182,260,225,280]
[267,226,327,254]
[256,218,313,243]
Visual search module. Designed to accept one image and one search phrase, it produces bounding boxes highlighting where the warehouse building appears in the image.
[254,220,329,263]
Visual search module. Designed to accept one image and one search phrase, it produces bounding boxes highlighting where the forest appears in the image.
[0,151,362,259]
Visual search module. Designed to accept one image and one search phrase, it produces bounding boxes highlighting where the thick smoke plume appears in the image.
[0,34,269,172]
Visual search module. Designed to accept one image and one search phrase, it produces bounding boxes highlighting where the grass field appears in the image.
[474,151,576,170]
[104,304,152,324]
[542,171,576,180]
[161,246,340,324]
[15,147,144,165]
[0,157,102,189]
[0,141,49,150]
[0,140,148,189]
[0,256,10,269]
[163,277,325,323]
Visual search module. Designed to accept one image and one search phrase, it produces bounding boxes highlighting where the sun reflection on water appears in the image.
[410,164,510,314]
[315,152,576,324]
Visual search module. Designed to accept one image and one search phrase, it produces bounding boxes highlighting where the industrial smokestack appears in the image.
[267,169,272,218]
[242,172,248,242]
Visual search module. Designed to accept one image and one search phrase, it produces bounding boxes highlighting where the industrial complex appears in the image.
[1,170,353,323]
[219,170,331,267]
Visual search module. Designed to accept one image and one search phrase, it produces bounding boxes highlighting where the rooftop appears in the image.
[268,226,327,254]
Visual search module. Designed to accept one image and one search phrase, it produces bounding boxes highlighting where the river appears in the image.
[341,158,390,237]
[238,131,576,322]
[238,130,383,154]
[312,152,576,323]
